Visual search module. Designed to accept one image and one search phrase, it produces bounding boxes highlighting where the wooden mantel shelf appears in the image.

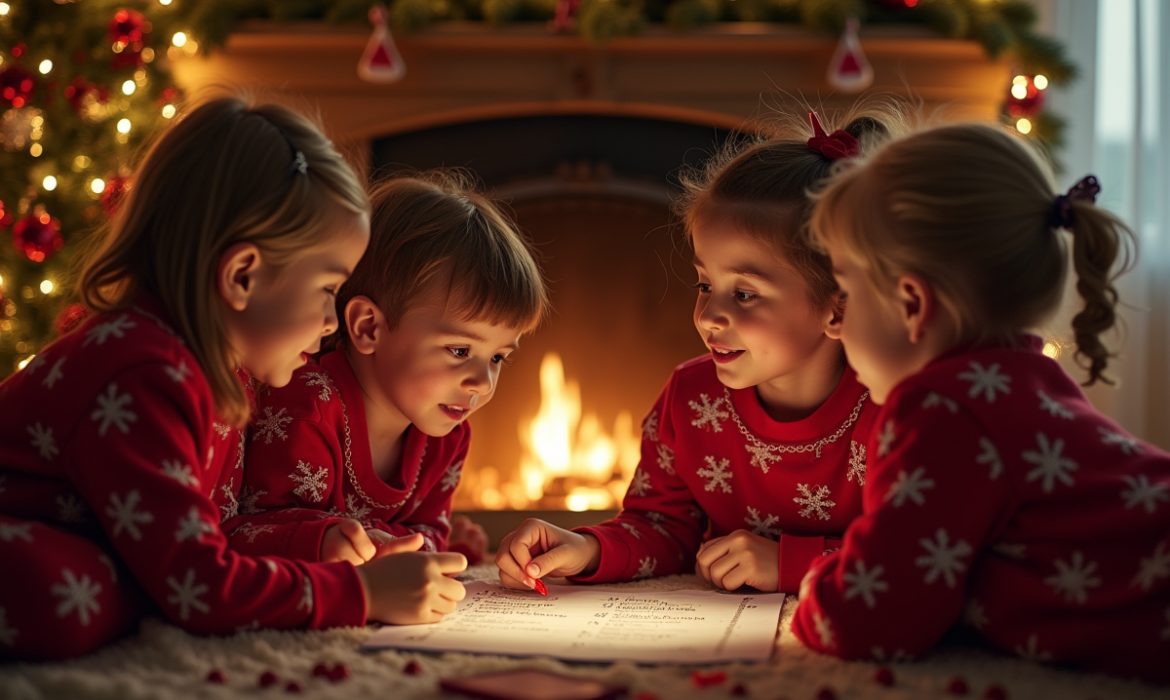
[172,21,1009,156]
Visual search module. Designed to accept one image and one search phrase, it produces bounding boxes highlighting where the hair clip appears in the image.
[1048,175,1100,229]
[807,111,861,160]
[291,150,308,176]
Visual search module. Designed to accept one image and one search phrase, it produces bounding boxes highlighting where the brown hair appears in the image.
[77,95,370,426]
[810,122,1135,385]
[674,102,907,310]
[335,170,549,341]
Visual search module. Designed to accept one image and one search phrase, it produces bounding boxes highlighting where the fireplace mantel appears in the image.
[173,21,1010,160]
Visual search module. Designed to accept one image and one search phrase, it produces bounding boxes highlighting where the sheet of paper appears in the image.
[362,582,784,663]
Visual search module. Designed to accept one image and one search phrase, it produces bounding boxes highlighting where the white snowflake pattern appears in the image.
[794,484,836,521]
[1014,634,1053,662]
[231,522,278,544]
[744,506,781,538]
[1022,432,1078,493]
[91,383,138,436]
[1099,427,1141,455]
[976,437,1004,480]
[237,486,267,516]
[884,467,935,507]
[697,456,733,494]
[253,407,293,444]
[166,569,210,620]
[298,578,313,612]
[843,559,889,609]
[1044,551,1101,604]
[875,422,897,462]
[963,599,989,630]
[958,361,1012,403]
[1133,541,1170,591]
[27,422,58,460]
[0,607,16,646]
[164,361,192,383]
[213,422,231,440]
[0,522,33,542]
[813,611,835,649]
[634,556,656,580]
[23,354,46,375]
[218,480,239,521]
[298,371,332,402]
[628,468,652,497]
[915,529,972,588]
[1037,390,1073,419]
[51,569,102,626]
[56,493,89,524]
[105,490,154,541]
[642,410,659,442]
[175,507,216,543]
[83,314,137,346]
[922,392,958,413]
[441,461,463,492]
[1121,474,1168,514]
[161,459,199,489]
[620,522,642,539]
[744,442,782,474]
[644,511,671,538]
[847,440,866,486]
[41,357,65,389]
[656,443,675,475]
[290,461,329,502]
[688,393,729,433]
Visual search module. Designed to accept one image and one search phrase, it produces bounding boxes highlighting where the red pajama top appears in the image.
[792,337,1170,683]
[223,349,469,562]
[0,299,366,633]
[572,355,878,591]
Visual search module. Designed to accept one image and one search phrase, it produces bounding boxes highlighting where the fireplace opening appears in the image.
[371,114,733,538]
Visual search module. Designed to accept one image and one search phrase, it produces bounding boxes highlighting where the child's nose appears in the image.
[463,364,493,395]
[696,298,728,331]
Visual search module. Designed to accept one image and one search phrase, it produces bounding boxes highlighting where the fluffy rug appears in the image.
[0,565,1163,700]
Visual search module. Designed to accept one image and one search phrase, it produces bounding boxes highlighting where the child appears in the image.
[794,122,1169,683]
[496,110,895,594]
[223,172,547,569]
[0,96,467,662]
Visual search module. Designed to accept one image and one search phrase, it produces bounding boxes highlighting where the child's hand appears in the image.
[695,529,779,592]
[321,519,378,565]
[366,530,426,558]
[495,518,601,589]
[356,550,468,625]
[448,515,488,565]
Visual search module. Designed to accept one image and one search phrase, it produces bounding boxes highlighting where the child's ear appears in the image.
[345,295,385,355]
[823,292,845,340]
[896,273,935,344]
[217,242,262,311]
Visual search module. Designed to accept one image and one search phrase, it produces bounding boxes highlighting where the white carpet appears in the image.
[0,565,1163,700]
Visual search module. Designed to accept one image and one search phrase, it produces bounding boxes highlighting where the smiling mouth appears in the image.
[709,347,745,364]
[440,404,470,421]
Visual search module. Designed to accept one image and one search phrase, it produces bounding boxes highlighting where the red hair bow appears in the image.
[807,111,860,160]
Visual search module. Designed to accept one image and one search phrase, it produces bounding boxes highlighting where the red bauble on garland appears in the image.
[101,176,132,218]
[0,65,36,109]
[13,209,64,263]
[64,77,109,116]
[108,9,150,70]
[1007,76,1046,117]
[0,199,12,229]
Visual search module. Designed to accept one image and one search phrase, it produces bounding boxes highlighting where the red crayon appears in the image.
[534,579,548,596]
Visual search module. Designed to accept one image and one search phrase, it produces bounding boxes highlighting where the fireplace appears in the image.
[172,21,1009,543]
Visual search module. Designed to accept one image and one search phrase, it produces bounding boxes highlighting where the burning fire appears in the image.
[466,353,640,511]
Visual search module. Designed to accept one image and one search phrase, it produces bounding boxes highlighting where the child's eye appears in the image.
[492,354,512,366]
[325,287,338,297]
[692,282,711,294]
[734,290,758,302]
[448,347,470,359]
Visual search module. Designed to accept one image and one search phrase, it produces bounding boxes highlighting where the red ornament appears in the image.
[357,5,405,83]
[101,176,132,218]
[1007,77,1046,117]
[56,304,89,336]
[0,199,12,229]
[284,680,303,694]
[64,77,108,116]
[0,65,37,109]
[690,670,727,689]
[206,669,226,684]
[553,0,581,32]
[108,9,147,45]
[827,18,873,94]
[874,667,895,687]
[403,660,423,675]
[13,210,64,263]
[258,670,279,688]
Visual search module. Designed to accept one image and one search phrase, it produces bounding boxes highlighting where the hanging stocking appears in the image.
[358,4,406,84]
[826,17,873,94]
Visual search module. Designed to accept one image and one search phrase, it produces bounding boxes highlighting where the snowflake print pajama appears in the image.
[793,336,1170,683]
[223,350,469,561]
[570,356,878,591]
[0,300,366,662]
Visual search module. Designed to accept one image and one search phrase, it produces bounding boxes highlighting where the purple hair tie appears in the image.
[1048,175,1101,230]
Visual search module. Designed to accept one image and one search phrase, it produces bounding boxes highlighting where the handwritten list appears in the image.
[362,582,784,663]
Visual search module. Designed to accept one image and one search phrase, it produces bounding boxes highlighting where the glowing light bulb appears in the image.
[161,104,176,119]
[1033,74,1049,90]
[17,355,33,371]
[172,32,187,47]
[117,118,131,134]
[0,274,4,286]
[30,143,42,157]
[122,79,136,96]
[1042,341,1061,359]
[1013,75,1028,86]
[91,178,106,194]
[0,3,10,16]
[42,175,57,191]
[38,59,52,74]
[160,0,173,5]
[1011,83,1028,100]
[40,280,53,294]
[1016,118,1033,135]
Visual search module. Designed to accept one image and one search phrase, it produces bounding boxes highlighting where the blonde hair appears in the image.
[811,122,1135,386]
[674,101,909,310]
[77,95,370,426]
[335,170,549,341]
